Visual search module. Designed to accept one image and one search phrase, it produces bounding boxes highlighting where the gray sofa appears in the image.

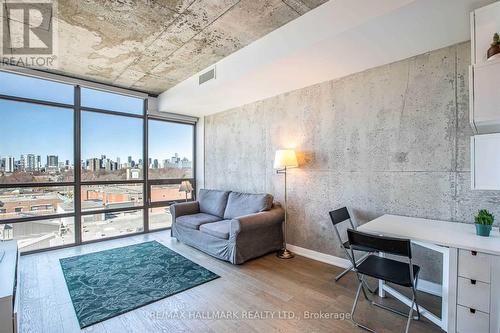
[170,189,285,264]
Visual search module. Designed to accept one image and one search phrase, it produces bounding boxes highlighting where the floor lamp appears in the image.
[274,149,298,259]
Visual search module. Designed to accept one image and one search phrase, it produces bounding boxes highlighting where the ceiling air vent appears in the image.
[199,67,216,85]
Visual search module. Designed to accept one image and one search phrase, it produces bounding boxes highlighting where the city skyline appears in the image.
[0,152,192,171]
[0,100,194,163]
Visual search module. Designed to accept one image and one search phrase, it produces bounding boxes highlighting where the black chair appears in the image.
[328,208,374,284]
[347,229,421,333]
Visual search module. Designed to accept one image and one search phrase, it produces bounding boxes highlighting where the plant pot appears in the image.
[475,224,492,237]
[487,44,500,60]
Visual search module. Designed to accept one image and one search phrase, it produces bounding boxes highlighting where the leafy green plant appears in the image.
[475,209,495,225]
[493,33,500,46]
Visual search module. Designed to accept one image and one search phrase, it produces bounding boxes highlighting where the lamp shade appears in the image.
[179,180,193,192]
[273,149,298,169]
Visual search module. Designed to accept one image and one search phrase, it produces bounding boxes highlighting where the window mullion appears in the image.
[143,98,149,233]
[74,85,82,245]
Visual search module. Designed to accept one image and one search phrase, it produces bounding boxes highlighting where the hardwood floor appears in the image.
[18,231,444,333]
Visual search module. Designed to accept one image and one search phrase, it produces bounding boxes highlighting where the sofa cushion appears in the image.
[176,213,221,230]
[223,192,274,219]
[198,189,230,218]
[199,220,231,240]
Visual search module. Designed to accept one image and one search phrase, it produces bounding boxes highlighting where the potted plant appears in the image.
[487,33,500,60]
[474,209,495,237]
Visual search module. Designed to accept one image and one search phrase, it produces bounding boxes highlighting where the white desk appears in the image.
[358,214,500,333]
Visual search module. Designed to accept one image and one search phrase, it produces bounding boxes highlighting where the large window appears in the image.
[147,119,195,230]
[0,70,196,253]
[148,120,194,179]
[81,112,143,181]
[0,100,74,184]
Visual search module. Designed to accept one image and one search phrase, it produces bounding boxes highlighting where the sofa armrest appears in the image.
[170,201,200,222]
[230,206,285,235]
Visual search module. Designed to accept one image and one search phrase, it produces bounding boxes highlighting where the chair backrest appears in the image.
[347,229,412,259]
[329,207,357,248]
[329,207,356,228]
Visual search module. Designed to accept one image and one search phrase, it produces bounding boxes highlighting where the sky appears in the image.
[0,72,193,164]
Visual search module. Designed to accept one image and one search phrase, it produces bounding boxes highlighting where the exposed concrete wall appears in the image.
[204,42,500,282]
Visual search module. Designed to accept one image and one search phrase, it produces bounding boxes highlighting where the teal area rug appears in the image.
[60,241,219,328]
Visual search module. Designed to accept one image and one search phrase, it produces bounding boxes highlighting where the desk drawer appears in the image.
[458,249,491,283]
[457,277,490,313]
[457,305,489,333]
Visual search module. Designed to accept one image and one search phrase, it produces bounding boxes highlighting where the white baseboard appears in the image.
[286,243,442,297]
[286,244,351,268]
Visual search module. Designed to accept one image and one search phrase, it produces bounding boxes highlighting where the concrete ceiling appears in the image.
[46,0,328,94]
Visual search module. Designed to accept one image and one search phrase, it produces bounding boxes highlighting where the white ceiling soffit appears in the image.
[158,0,495,117]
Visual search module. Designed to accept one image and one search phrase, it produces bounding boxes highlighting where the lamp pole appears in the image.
[277,165,294,259]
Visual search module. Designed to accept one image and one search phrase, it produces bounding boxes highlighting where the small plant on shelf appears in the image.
[474,209,495,237]
[487,32,500,60]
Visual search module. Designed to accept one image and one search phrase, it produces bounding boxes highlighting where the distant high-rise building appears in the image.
[26,154,36,171]
[5,156,14,173]
[87,158,100,171]
[128,156,132,165]
[116,157,121,169]
[169,153,181,167]
[153,159,159,169]
[104,159,112,171]
[36,155,42,170]
[181,158,191,169]
[47,155,59,170]
[19,154,26,171]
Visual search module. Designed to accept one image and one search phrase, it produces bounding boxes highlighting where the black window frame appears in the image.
[0,71,196,254]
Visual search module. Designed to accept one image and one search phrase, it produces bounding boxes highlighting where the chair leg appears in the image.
[335,265,353,281]
[413,279,421,320]
[350,279,377,333]
[351,281,363,318]
[404,293,415,333]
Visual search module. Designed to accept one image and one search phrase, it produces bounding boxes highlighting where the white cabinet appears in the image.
[471,134,500,190]
[470,1,500,134]
[471,2,500,66]
[456,249,500,333]
[471,60,500,134]
[470,2,500,190]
